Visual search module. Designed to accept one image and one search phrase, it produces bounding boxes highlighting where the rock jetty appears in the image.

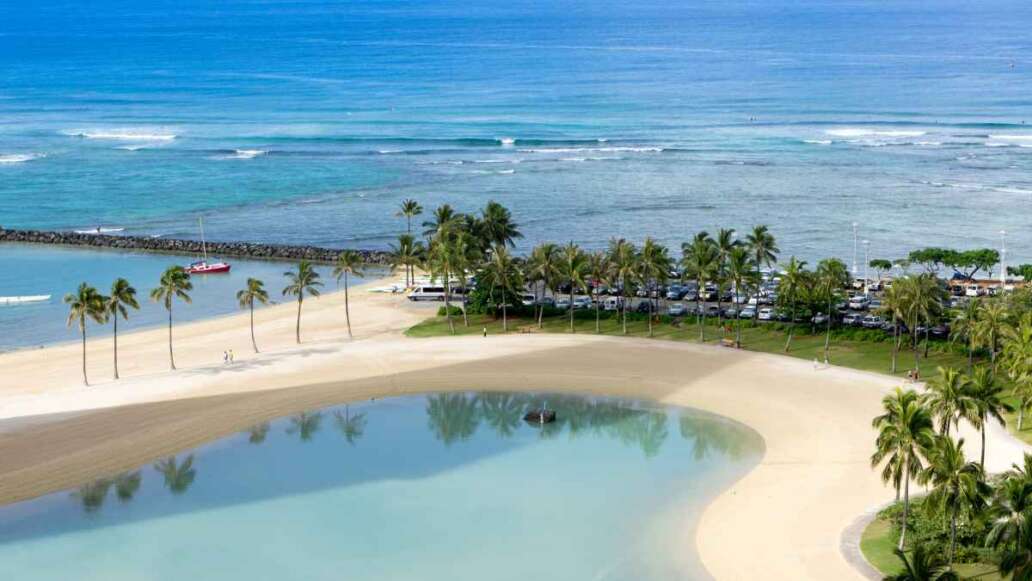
[0,228,395,265]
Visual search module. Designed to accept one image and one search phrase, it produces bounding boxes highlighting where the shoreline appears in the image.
[0,285,1028,579]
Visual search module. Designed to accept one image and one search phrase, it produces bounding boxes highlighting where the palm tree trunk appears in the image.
[735,309,742,348]
[168,302,176,370]
[923,326,930,358]
[295,296,302,344]
[899,459,910,551]
[948,504,958,567]
[981,423,986,467]
[569,287,575,333]
[502,302,508,332]
[81,317,89,385]
[891,320,899,373]
[594,290,600,333]
[537,281,545,329]
[461,278,469,328]
[648,292,654,337]
[697,292,704,342]
[622,291,628,335]
[784,300,796,352]
[444,278,454,334]
[1020,405,1025,431]
[824,297,832,362]
[113,314,119,380]
[344,273,352,339]
[250,301,258,353]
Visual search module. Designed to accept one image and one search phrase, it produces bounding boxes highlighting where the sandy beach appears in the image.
[0,278,1026,579]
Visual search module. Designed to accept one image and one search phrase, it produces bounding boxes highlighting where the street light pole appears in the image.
[852,223,859,276]
[863,240,870,296]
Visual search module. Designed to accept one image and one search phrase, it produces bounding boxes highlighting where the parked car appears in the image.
[682,291,699,302]
[861,315,884,329]
[555,297,572,310]
[635,301,653,314]
[666,285,684,300]
[573,296,593,310]
[811,312,830,326]
[848,295,870,310]
[740,306,757,319]
[965,285,984,298]
[931,325,950,339]
[757,307,775,321]
[668,303,687,316]
[843,313,864,326]
[602,297,622,311]
[704,305,721,317]
[723,306,740,318]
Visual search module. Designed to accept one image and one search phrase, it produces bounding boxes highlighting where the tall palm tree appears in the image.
[999,509,1032,579]
[333,251,364,339]
[919,436,990,567]
[478,245,524,332]
[777,256,809,352]
[104,278,139,380]
[872,387,935,550]
[950,298,982,372]
[154,455,196,494]
[922,366,973,436]
[1004,313,1032,381]
[587,251,610,334]
[236,278,269,353]
[976,301,1009,370]
[966,365,1013,466]
[745,225,779,320]
[390,233,423,288]
[282,260,323,344]
[527,242,560,329]
[479,201,522,248]
[897,275,944,373]
[986,476,1032,550]
[880,283,907,374]
[884,544,959,581]
[1014,374,1032,432]
[607,238,638,335]
[64,282,106,385]
[815,258,850,362]
[682,233,719,341]
[713,228,740,327]
[726,246,756,348]
[638,237,671,337]
[150,266,192,370]
[421,203,459,239]
[396,198,423,233]
[426,229,463,334]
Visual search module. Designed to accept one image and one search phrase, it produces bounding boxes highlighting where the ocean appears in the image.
[1,0,1031,345]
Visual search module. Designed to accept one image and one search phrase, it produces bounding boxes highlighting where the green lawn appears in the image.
[860,516,1001,580]
[407,311,1032,445]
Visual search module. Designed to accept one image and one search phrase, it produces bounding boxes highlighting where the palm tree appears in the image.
[1004,313,1032,379]
[155,455,196,494]
[1014,374,1032,432]
[713,228,740,327]
[682,233,718,341]
[334,406,367,445]
[871,387,935,550]
[479,201,522,248]
[976,301,1009,370]
[396,198,423,233]
[1000,512,1032,579]
[587,251,610,334]
[966,365,1013,466]
[883,544,959,581]
[150,266,192,370]
[607,238,638,335]
[478,245,524,332]
[638,237,671,337]
[333,251,364,339]
[986,476,1032,550]
[922,366,973,436]
[881,283,907,374]
[103,278,139,380]
[422,203,459,239]
[64,282,106,385]
[282,260,322,344]
[427,229,464,334]
[726,246,756,348]
[745,225,779,320]
[815,258,850,362]
[919,436,990,567]
[950,298,981,372]
[897,275,944,373]
[390,233,423,288]
[558,243,588,333]
[236,278,269,353]
[527,242,560,329]
[777,256,809,352]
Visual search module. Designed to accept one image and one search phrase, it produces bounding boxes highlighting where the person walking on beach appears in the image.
[229,349,235,364]
[223,350,229,365]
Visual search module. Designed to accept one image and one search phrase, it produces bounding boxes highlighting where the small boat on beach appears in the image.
[75,226,124,235]
[184,218,231,274]
[0,294,51,305]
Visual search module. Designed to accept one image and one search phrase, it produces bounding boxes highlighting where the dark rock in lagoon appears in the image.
[523,409,556,424]
[0,228,395,266]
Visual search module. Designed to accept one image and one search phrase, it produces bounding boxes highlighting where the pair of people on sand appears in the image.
[223,349,235,365]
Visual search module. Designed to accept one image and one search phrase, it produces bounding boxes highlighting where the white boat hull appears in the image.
[0,295,51,305]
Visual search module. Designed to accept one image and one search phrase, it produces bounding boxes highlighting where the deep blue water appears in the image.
[1,0,1030,262]
[0,393,763,580]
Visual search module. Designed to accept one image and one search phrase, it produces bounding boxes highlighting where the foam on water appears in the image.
[0,153,44,164]
[824,128,927,138]
[63,129,178,141]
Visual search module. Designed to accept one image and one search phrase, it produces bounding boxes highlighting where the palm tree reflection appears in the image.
[114,471,142,502]
[287,411,323,442]
[426,393,480,445]
[478,393,523,438]
[247,422,271,444]
[334,406,367,445]
[74,478,113,512]
[155,455,197,494]
[678,413,754,461]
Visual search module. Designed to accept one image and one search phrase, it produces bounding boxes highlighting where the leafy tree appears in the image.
[815,258,850,362]
[776,256,809,352]
[870,258,893,282]
[638,237,671,337]
[282,260,323,344]
[558,242,589,332]
[527,242,560,329]
[479,201,522,249]
[922,367,973,437]
[919,436,990,568]
[104,278,139,380]
[682,233,719,341]
[950,299,981,372]
[422,203,460,239]
[64,282,107,385]
[965,366,1013,466]
[396,198,423,233]
[150,266,192,370]
[607,238,638,335]
[945,249,1000,281]
[1009,264,1032,283]
[745,225,779,319]
[976,301,1009,369]
[333,251,364,338]
[587,251,610,333]
[478,245,524,331]
[712,228,741,327]
[726,246,756,347]
[390,233,424,288]
[236,277,269,353]
[883,543,959,581]
[909,248,951,276]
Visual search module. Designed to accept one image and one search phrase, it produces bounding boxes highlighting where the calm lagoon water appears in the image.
[0,244,384,352]
[0,393,762,581]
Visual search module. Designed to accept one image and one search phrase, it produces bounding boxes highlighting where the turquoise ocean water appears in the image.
[1,0,1031,345]
[0,393,763,580]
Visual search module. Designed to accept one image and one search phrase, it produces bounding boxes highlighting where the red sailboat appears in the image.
[185,218,231,274]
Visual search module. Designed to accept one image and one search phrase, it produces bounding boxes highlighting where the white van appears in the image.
[603,297,622,311]
[408,285,466,302]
